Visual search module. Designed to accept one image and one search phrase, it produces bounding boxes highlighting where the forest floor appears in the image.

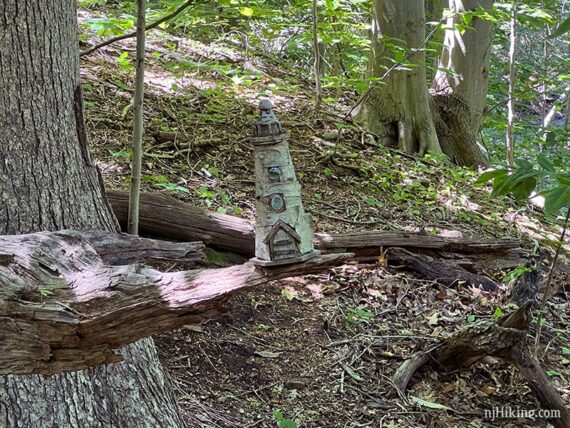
[79,14,570,428]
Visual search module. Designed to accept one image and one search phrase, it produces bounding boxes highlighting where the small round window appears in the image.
[270,194,285,211]
[268,166,281,182]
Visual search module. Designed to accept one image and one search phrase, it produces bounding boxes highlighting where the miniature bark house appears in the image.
[250,99,318,266]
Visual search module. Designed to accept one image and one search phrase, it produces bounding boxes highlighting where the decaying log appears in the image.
[107,190,524,267]
[56,229,205,265]
[107,190,256,256]
[318,232,525,270]
[0,230,351,375]
[388,247,498,291]
[391,303,570,428]
[315,230,520,253]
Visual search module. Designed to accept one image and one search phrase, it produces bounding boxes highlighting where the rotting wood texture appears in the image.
[387,247,498,291]
[58,229,205,265]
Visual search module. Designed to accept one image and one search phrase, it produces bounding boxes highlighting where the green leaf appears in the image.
[278,420,297,428]
[556,174,570,186]
[543,185,570,214]
[155,183,190,194]
[493,306,503,320]
[514,158,533,169]
[273,410,297,428]
[548,15,570,38]
[511,177,537,201]
[490,174,513,197]
[502,266,532,283]
[537,155,556,173]
[394,50,406,63]
[39,289,53,297]
[239,7,254,17]
[354,307,374,320]
[195,187,217,198]
[475,169,507,185]
[510,168,540,186]
[363,196,382,207]
[410,396,452,411]
[340,363,364,382]
[561,347,570,355]
[354,80,369,93]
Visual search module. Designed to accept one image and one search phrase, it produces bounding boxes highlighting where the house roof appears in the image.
[263,219,301,244]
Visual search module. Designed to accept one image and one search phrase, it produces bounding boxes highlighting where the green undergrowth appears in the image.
[80,13,561,255]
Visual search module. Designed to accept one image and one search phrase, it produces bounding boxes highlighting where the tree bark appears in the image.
[108,190,256,256]
[56,229,205,265]
[127,0,146,235]
[359,0,442,155]
[505,1,517,167]
[425,0,445,23]
[431,0,494,166]
[0,1,183,426]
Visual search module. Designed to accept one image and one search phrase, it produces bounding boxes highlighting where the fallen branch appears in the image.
[0,230,350,375]
[107,190,524,268]
[391,303,570,428]
[388,247,498,291]
[80,0,195,57]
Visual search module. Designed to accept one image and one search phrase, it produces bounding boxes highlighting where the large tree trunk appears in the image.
[359,0,442,155]
[431,0,494,166]
[0,1,183,426]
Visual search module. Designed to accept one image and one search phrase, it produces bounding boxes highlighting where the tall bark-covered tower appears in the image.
[250,100,318,266]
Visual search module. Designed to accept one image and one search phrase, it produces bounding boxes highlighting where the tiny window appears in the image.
[268,166,281,182]
[270,194,285,211]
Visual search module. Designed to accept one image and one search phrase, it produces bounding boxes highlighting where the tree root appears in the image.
[391,302,570,428]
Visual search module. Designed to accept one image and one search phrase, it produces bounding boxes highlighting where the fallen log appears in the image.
[317,231,525,270]
[315,230,520,253]
[56,229,205,265]
[388,247,498,291]
[0,230,351,375]
[108,190,256,256]
[107,190,525,267]
[391,303,570,428]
